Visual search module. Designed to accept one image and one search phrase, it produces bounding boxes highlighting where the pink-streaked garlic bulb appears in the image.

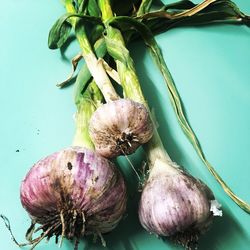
[139,159,222,249]
[89,99,153,158]
[20,147,127,247]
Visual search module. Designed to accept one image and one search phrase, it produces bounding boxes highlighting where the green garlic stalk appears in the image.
[98,0,146,106]
[64,0,119,102]
[98,0,170,165]
[73,80,103,149]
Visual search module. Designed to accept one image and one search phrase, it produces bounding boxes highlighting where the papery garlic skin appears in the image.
[89,99,153,158]
[20,147,127,240]
[139,160,219,244]
[210,200,223,216]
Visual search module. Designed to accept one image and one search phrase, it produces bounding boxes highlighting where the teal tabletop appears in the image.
[0,1,249,250]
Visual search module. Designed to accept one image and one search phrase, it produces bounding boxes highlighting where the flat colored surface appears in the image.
[0,1,249,250]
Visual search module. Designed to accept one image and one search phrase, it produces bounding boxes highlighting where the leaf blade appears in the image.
[48,13,102,49]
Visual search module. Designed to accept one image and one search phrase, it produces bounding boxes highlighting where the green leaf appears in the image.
[137,0,153,16]
[74,65,92,105]
[48,15,72,49]
[74,38,107,104]
[88,0,100,17]
[109,16,250,213]
[140,0,249,33]
[48,13,102,49]
[104,35,130,65]
[87,0,103,44]
[203,0,246,19]
[138,0,217,20]
[148,12,242,34]
[110,0,141,16]
[89,25,105,45]
[78,0,89,13]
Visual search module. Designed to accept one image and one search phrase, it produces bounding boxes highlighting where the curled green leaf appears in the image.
[48,15,72,50]
[48,13,102,49]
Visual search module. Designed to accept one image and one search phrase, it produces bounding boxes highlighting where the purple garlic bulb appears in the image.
[139,160,222,248]
[89,99,153,158]
[20,147,127,246]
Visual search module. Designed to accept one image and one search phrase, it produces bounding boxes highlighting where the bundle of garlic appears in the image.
[2,1,249,250]
[45,0,250,248]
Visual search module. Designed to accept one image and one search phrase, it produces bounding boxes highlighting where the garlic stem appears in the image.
[72,80,103,149]
[98,0,146,105]
[98,0,170,166]
[64,0,119,102]
[72,99,95,149]
[144,128,171,169]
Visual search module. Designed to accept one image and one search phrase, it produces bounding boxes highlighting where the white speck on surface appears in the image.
[210,200,223,216]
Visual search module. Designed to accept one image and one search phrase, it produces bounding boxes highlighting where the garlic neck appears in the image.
[149,158,180,179]
[144,127,171,169]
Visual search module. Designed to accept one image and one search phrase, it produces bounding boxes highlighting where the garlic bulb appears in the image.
[139,159,222,248]
[20,147,127,247]
[89,99,153,158]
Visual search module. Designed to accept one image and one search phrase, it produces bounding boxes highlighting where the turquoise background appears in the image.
[0,0,249,249]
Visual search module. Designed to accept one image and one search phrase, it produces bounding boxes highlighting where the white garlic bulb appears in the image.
[139,159,222,249]
[89,99,153,158]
